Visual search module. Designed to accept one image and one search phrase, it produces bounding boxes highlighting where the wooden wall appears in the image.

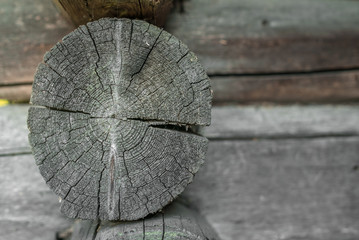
[1,0,359,103]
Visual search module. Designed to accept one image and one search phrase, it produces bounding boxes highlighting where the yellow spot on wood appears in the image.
[0,99,9,107]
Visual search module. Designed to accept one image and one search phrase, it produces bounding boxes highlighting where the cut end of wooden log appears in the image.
[52,0,173,27]
[69,201,220,240]
[27,18,211,221]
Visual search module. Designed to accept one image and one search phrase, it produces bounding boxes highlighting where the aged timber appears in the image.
[27,18,212,221]
[52,0,173,27]
[69,201,219,240]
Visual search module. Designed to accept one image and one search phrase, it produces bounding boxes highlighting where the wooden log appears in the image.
[185,137,359,240]
[68,201,219,240]
[52,0,173,27]
[27,18,212,221]
[167,0,359,75]
[210,70,359,104]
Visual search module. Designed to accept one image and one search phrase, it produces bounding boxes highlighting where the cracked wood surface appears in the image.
[52,0,173,28]
[27,18,211,221]
[69,201,219,240]
[2,104,359,155]
[2,0,359,103]
[2,104,359,240]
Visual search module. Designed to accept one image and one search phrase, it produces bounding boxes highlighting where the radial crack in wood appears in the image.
[28,18,211,221]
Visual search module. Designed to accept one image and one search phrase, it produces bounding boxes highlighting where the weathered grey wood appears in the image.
[0,154,72,240]
[3,104,359,155]
[3,0,359,104]
[184,138,359,240]
[69,201,219,240]
[0,104,32,155]
[203,105,359,139]
[2,104,359,240]
[28,18,211,221]
[52,0,173,27]
[167,0,359,75]
[211,70,359,104]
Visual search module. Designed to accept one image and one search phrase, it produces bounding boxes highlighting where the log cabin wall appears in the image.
[1,1,359,240]
[2,0,359,104]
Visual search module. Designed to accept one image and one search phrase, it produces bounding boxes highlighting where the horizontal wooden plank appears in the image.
[183,137,359,240]
[2,137,358,240]
[1,104,359,155]
[204,105,359,139]
[0,154,72,240]
[211,70,359,104]
[0,0,72,85]
[3,69,359,104]
[1,105,359,239]
[0,85,31,102]
[167,0,359,74]
[2,0,359,103]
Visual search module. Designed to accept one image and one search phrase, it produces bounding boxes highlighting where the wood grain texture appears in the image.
[52,0,173,27]
[4,104,359,154]
[2,0,359,104]
[2,104,359,239]
[69,201,219,240]
[211,70,359,104]
[0,154,72,240]
[167,0,359,75]
[184,138,359,240]
[28,18,211,221]
[204,105,359,139]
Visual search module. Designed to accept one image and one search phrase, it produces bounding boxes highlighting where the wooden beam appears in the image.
[184,137,359,240]
[1,105,359,239]
[167,0,359,75]
[210,70,359,104]
[68,201,219,240]
[52,0,173,27]
[203,105,359,139]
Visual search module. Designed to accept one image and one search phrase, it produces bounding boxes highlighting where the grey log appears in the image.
[27,18,212,221]
[68,201,219,240]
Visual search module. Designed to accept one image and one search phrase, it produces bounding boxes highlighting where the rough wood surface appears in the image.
[2,104,359,240]
[3,104,359,154]
[52,0,173,27]
[69,201,219,240]
[28,18,211,221]
[2,0,359,104]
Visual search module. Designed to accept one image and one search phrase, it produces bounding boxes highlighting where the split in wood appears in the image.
[27,18,212,221]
